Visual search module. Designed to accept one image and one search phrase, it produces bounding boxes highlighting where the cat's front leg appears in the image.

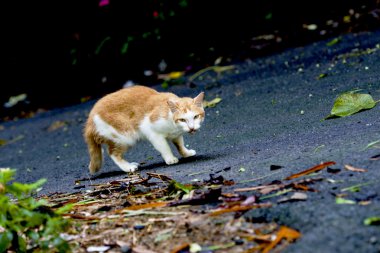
[147,134,179,165]
[172,136,196,158]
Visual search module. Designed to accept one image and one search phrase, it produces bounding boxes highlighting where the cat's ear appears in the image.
[167,100,179,113]
[193,92,204,108]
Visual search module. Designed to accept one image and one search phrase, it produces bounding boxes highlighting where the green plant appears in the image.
[0,168,71,252]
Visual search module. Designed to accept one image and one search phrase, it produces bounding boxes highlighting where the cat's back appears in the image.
[87,85,179,132]
[90,85,161,114]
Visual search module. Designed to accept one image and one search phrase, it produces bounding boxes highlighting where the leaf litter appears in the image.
[37,160,372,252]
[37,171,305,252]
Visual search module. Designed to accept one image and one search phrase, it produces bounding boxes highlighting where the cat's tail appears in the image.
[84,123,103,174]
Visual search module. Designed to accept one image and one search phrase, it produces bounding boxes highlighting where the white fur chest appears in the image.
[139,115,183,140]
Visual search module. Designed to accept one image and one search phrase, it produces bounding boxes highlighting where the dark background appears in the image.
[2,0,379,120]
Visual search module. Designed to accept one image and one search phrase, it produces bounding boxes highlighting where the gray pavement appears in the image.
[1,29,380,252]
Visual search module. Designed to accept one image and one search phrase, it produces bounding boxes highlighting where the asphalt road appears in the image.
[1,29,380,252]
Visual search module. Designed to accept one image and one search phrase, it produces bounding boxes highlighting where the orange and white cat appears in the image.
[84,85,205,174]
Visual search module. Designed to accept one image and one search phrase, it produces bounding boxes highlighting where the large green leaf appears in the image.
[0,231,13,252]
[0,168,16,184]
[326,93,377,119]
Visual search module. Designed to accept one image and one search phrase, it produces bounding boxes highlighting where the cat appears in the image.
[84,85,205,174]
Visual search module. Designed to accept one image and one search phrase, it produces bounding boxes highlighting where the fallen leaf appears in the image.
[278,192,308,203]
[303,24,317,30]
[364,217,380,225]
[133,245,159,253]
[260,189,292,200]
[168,188,221,207]
[189,243,202,252]
[146,172,173,182]
[209,203,271,216]
[168,180,193,194]
[0,135,24,147]
[285,161,336,180]
[336,197,356,204]
[370,154,380,160]
[326,37,341,46]
[203,97,222,108]
[325,93,377,119]
[362,140,380,150]
[317,73,328,80]
[86,245,110,252]
[48,121,67,132]
[4,93,27,108]
[262,226,301,253]
[341,182,374,192]
[344,164,367,172]
[188,65,235,83]
[203,242,236,251]
[154,229,173,243]
[0,139,7,146]
[171,243,190,253]
[157,71,185,81]
[120,202,168,211]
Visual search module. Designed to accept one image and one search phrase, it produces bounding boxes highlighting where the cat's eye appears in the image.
[178,118,186,122]
[194,115,200,119]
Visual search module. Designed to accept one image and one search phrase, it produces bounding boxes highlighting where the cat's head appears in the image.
[168,92,205,134]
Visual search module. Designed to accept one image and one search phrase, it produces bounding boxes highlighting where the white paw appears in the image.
[119,162,139,173]
[182,149,196,158]
[164,156,179,165]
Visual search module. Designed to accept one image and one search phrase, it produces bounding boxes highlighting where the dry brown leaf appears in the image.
[278,192,308,203]
[344,164,367,172]
[262,226,301,253]
[119,201,168,212]
[133,245,159,253]
[259,184,285,195]
[146,172,173,182]
[209,203,271,216]
[285,161,336,180]
[48,120,67,132]
[170,243,190,253]
[63,213,100,220]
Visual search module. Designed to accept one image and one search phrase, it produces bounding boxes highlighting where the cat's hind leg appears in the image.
[108,144,138,172]
[85,133,103,174]
[172,136,196,158]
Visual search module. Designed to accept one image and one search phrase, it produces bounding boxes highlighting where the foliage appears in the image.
[0,168,71,252]
[325,92,378,119]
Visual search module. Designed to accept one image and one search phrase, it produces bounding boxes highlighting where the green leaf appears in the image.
[335,197,356,204]
[95,36,111,55]
[326,93,377,119]
[0,168,16,184]
[364,217,380,225]
[326,37,341,46]
[168,180,193,194]
[10,178,47,196]
[17,234,27,252]
[55,203,73,215]
[362,140,380,151]
[0,231,13,252]
[341,182,374,192]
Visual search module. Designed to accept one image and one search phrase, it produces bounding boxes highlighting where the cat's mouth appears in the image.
[188,129,197,134]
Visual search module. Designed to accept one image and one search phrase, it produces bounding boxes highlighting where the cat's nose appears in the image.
[189,128,196,133]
